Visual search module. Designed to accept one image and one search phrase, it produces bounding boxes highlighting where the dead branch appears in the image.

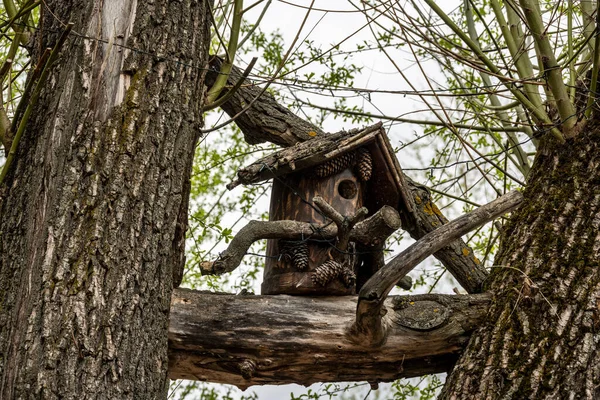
[351,191,523,346]
[202,205,401,275]
[313,195,368,255]
[168,288,490,388]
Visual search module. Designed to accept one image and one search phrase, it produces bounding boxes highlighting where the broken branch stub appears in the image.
[352,191,524,346]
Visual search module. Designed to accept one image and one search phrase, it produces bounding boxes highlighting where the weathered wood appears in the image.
[313,195,368,256]
[403,179,490,293]
[168,288,490,388]
[206,57,325,146]
[227,123,382,189]
[353,191,523,346]
[263,167,364,295]
[201,205,401,276]
[215,65,489,294]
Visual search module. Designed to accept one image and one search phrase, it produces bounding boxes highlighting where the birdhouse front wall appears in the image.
[262,168,363,295]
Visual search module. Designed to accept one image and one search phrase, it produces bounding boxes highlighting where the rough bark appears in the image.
[0,1,211,398]
[205,57,325,146]
[354,191,523,346]
[441,123,600,399]
[168,288,490,388]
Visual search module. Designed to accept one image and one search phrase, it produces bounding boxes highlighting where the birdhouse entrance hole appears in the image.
[338,179,358,199]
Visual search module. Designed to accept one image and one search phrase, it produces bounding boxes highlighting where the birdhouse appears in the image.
[228,123,412,295]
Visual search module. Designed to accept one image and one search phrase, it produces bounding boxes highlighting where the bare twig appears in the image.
[422,0,565,142]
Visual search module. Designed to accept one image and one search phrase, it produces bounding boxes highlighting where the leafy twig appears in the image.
[206,0,243,104]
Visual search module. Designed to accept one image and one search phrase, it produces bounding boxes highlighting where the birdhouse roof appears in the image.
[228,122,413,213]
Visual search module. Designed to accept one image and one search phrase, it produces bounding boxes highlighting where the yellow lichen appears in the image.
[423,202,435,215]
[431,203,444,217]
[462,247,471,256]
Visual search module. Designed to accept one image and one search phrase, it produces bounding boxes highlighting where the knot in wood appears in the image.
[392,300,450,331]
[239,359,257,380]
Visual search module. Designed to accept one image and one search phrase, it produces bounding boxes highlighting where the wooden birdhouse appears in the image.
[227,122,412,295]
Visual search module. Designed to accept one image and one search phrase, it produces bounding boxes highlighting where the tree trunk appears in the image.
[441,123,600,399]
[0,1,211,398]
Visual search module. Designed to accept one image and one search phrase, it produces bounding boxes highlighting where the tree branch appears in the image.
[205,57,325,146]
[402,178,490,293]
[351,191,523,346]
[202,205,401,275]
[209,62,491,294]
[168,288,490,388]
[518,0,577,134]
[313,195,368,255]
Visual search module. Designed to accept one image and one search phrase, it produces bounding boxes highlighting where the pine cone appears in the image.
[278,240,310,270]
[340,267,356,288]
[314,152,356,178]
[312,260,344,286]
[356,148,372,181]
[290,242,309,270]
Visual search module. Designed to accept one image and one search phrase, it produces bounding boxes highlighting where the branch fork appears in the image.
[350,191,524,346]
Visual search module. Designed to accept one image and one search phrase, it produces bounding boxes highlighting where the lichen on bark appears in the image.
[441,122,600,399]
[0,0,212,398]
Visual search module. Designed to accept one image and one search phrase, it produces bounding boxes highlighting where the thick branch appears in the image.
[403,179,490,293]
[202,205,401,275]
[212,63,490,294]
[168,288,490,388]
[353,191,523,346]
[206,57,325,146]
